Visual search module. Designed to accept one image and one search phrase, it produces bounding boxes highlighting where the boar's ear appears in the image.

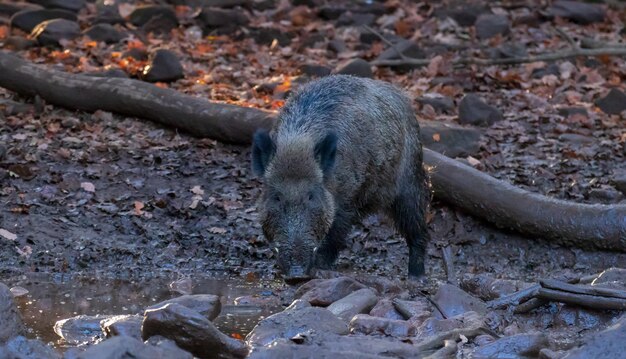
[315,132,338,176]
[252,129,275,176]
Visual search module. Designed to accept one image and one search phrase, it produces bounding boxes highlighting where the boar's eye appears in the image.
[272,194,281,203]
[308,192,314,201]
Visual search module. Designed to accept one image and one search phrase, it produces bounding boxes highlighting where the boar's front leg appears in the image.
[314,207,354,270]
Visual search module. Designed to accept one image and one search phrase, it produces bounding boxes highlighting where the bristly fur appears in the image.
[252,74,431,279]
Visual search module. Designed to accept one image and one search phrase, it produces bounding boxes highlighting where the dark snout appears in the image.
[278,246,318,284]
[284,265,311,284]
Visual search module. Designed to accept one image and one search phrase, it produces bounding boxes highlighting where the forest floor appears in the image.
[1,0,625,355]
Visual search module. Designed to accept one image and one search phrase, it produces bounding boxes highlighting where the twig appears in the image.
[487,284,540,309]
[540,279,626,300]
[441,246,458,286]
[362,25,408,60]
[372,47,626,67]
[554,27,578,49]
[537,288,626,310]
[424,339,458,359]
[513,298,547,314]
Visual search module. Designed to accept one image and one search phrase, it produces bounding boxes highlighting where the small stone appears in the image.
[558,107,588,118]
[554,306,613,331]
[250,27,291,46]
[495,43,527,59]
[10,8,76,32]
[335,59,372,78]
[84,23,125,44]
[437,4,489,26]
[295,276,366,306]
[122,48,148,61]
[550,0,605,25]
[245,306,348,347]
[94,3,123,25]
[532,63,560,79]
[327,288,378,321]
[28,0,85,12]
[54,315,112,345]
[0,2,43,17]
[0,336,61,358]
[129,5,177,27]
[298,64,331,77]
[337,12,376,27]
[392,298,432,320]
[350,314,416,337]
[417,95,455,114]
[472,333,548,358]
[458,94,503,127]
[146,294,221,321]
[0,283,25,344]
[31,18,80,46]
[460,274,532,301]
[61,116,80,128]
[595,88,626,115]
[328,39,346,53]
[433,284,488,318]
[76,335,193,359]
[142,303,247,358]
[141,49,184,83]
[4,36,37,50]
[375,39,424,62]
[100,315,142,339]
[197,7,248,29]
[475,14,510,40]
[369,299,404,320]
[612,175,626,196]
[416,311,484,339]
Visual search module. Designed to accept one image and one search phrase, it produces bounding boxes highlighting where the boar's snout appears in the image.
[278,245,318,283]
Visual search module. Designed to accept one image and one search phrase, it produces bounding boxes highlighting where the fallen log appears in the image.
[540,279,626,300]
[425,150,626,251]
[537,288,626,311]
[1,51,625,251]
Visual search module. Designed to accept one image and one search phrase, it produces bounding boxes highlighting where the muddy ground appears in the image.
[1,0,626,355]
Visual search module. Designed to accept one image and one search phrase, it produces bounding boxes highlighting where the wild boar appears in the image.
[251,75,430,281]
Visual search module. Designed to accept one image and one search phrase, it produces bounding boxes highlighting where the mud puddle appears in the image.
[6,273,286,348]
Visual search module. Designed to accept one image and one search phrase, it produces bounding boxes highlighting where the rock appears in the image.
[438,4,489,27]
[461,274,533,301]
[31,18,80,46]
[335,59,373,78]
[560,315,626,358]
[10,9,76,32]
[0,283,25,344]
[549,1,605,25]
[0,2,43,17]
[4,36,37,50]
[249,331,423,358]
[298,64,331,78]
[495,43,527,59]
[588,187,623,203]
[392,298,431,320]
[417,95,455,114]
[420,120,483,158]
[327,288,378,321]
[554,306,613,331]
[142,303,247,359]
[369,299,404,320]
[0,99,34,116]
[337,12,376,27]
[375,40,424,62]
[354,275,404,297]
[129,5,177,27]
[475,14,510,40]
[197,7,248,29]
[146,294,221,321]
[532,63,560,79]
[53,314,111,345]
[141,49,184,83]
[0,145,6,161]
[350,314,416,337]
[246,306,348,347]
[295,277,366,306]
[123,48,148,61]
[595,89,626,115]
[328,39,346,53]
[95,3,123,25]
[591,267,626,289]
[433,284,487,318]
[75,335,193,359]
[458,94,503,127]
[472,333,548,359]
[28,0,85,12]
[559,133,593,145]
[250,27,291,46]
[613,175,626,196]
[416,311,484,339]
[234,292,281,308]
[84,24,125,43]
[558,107,588,118]
[0,336,61,359]
[145,335,193,356]
[100,315,142,339]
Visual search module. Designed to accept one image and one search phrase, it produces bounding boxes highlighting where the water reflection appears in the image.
[6,273,285,348]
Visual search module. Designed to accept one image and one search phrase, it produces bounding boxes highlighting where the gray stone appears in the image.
[28,0,85,12]
[295,277,366,306]
[392,298,432,320]
[129,5,177,27]
[100,314,142,339]
[10,9,76,32]
[420,120,483,158]
[31,18,80,46]
[369,298,404,320]
[0,336,61,359]
[140,49,184,83]
[350,314,416,337]
[595,89,626,115]
[475,14,510,40]
[54,314,111,345]
[0,283,25,344]
[433,284,487,318]
[327,288,378,321]
[146,294,221,321]
[561,316,626,358]
[335,59,373,78]
[458,94,503,127]
[84,24,126,44]
[75,335,192,359]
[142,303,247,358]
[550,1,605,25]
[472,333,548,359]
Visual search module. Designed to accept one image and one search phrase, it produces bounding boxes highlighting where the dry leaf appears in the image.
[191,185,205,195]
[15,245,32,258]
[0,228,17,241]
[432,133,441,142]
[81,182,96,192]
[134,201,144,215]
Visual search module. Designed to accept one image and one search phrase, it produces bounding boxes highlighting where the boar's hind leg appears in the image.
[315,208,353,269]
[391,169,430,277]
